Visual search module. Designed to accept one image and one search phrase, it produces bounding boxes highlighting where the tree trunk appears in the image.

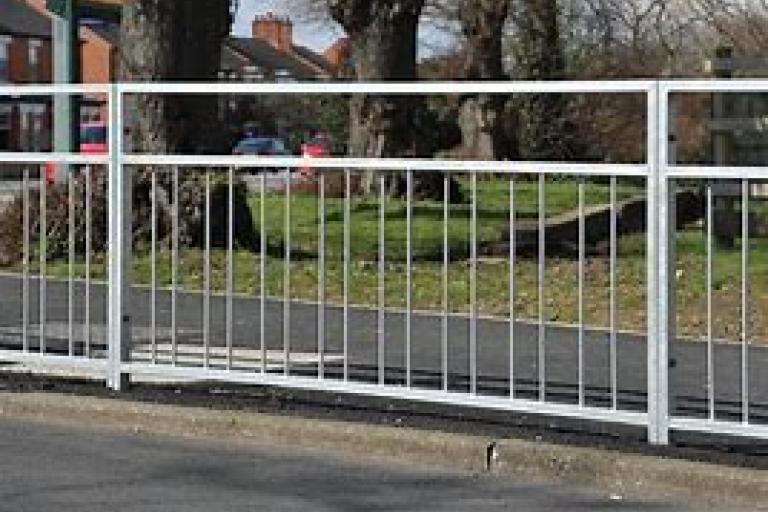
[458,0,512,160]
[329,0,448,199]
[119,0,230,154]
[118,0,256,249]
[513,0,569,160]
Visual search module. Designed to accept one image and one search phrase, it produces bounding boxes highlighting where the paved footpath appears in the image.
[1,274,767,419]
[0,417,695,512]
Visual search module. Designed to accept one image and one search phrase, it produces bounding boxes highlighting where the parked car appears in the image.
[232,137,291,156]
[299,133,332,178]
[233,137,292,174]
[45,121,108,184]
[79,122,108,155]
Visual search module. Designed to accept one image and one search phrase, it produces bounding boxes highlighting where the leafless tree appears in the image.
[456,0,512,160]
[119,0,256,248]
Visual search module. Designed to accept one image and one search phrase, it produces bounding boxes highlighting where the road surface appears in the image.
[0,417,692,512]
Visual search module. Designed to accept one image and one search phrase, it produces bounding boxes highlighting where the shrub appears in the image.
[0,167,258,267]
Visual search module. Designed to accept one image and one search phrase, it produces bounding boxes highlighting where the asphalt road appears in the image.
[0,418,691,512]
[0,274,767,420]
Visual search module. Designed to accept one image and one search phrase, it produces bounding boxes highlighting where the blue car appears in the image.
[233,137,292,174]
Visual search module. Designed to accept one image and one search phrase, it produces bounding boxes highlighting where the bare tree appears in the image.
[511,0,569,159]
[457,0,512,160]
[119,0,256,248]
[119,0,231,154]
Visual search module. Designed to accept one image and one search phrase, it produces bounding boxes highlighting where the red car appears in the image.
[45,122,108,184]
[300,134,332,178]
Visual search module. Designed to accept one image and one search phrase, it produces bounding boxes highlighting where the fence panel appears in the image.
[662,80,768,441]
[13,80,768,446]
[0,84,110,379]
[112,82,660,438]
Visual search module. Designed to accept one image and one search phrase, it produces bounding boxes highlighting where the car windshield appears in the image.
[237,139,272,152]
[80,125,107,144]
[237,139,286,153]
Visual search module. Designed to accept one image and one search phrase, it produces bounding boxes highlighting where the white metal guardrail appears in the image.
[114,80,663,442]
[0,84,109,377]
[1,80,768,446]
[662,81,768,441]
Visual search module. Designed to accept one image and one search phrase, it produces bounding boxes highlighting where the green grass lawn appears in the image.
[8,178,768,342]
[247,178,641,260]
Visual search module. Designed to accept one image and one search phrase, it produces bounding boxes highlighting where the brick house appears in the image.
[1,2,346,150]
[224,12,334,81]
[0,0,53,151]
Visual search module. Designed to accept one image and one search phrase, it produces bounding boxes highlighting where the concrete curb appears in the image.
[0,391,765,509]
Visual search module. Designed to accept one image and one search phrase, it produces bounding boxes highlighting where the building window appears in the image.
[0,36,10,82]
[243,65,264,82]
[80,105,102,124]
[19,103,49,151]
[275,69,294,83]
[28,39,42,81]
[0,104,10,150]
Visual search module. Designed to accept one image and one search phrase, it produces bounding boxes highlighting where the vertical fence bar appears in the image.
[150,169,156,364]
[648,82,670,445]
[537,173,546,401]
[171,165,179,366]
[442,173,450,392]
[741,178,749,424]
[68,167,75,356]
[578,178,586,407]
[318,172,325,379]
[284,166,292,376]
[107,83,131,390]
[406,169,414,388]
[706,181,714,420]
[203,170,211,369]
[509,175,516,399]
[378,172,386,386]
[22,167,29,353]
[39,164,46,354]
[470,172,478,395]
[260,171,267,374]
[610,176,618,410]
[227,166,234,371]
[84,165,91,358]
[343,168,350,382]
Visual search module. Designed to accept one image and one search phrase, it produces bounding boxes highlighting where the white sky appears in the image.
[232,0,457,56]
[232,0,343,51]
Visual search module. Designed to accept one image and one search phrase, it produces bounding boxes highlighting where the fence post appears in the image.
[107,83,131,391]
[647,81,671,445]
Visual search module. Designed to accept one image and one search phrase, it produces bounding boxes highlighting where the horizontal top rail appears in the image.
[0,84,110,96]
[116,80,656,95]
[4,80,768,97]
[0,152,109,165]
[121,155,650,176]
[667,164,768,179]
[662,79,768,93]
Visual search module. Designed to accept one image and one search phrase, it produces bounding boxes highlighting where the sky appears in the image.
[232,0,343,52]
[232,0,457,56]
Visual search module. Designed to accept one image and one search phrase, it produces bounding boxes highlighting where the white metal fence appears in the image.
[0,80,766,446]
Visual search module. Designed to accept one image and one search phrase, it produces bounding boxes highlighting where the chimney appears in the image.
[252,12,293,52]
[323,38,351,71]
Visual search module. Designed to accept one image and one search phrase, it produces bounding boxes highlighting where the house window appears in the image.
[19,103,48,151]
[0,36,10,82]
[243,65,264,82]
[0,104,10,150]
[28,39,42,81]
[80,105,102,124]
[275,69,294,83]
